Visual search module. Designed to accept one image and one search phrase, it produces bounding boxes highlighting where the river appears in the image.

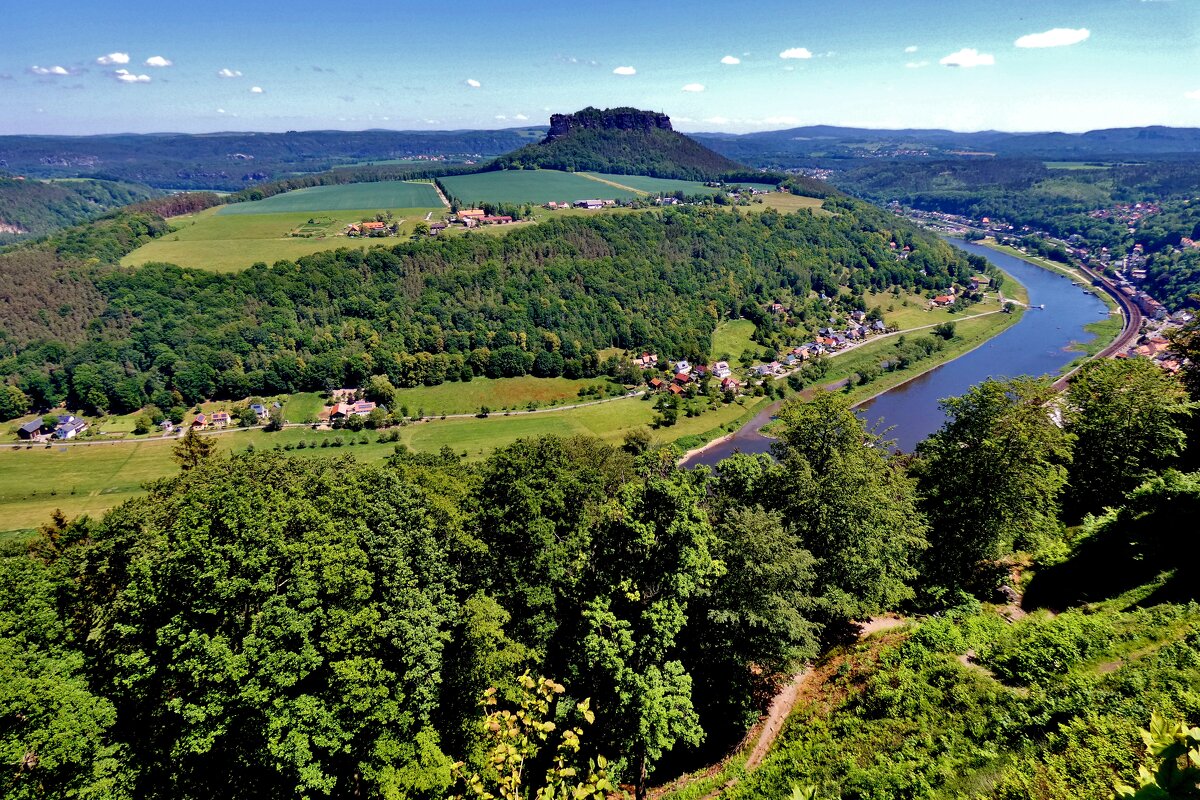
[682,240,1112,467]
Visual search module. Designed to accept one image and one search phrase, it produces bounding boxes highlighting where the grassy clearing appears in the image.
[745,193,828,215]
[283,392,325,423]
[1044,161,1113,170]
[441,170,638,205]
[219,181,441,214]
[390,377,608,416]
[122,205,443,272]
[710,319,760,361]
[865,288,1005,330]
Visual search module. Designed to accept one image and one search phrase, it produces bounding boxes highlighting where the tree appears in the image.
[1065,358,1193,516]
[0,554,128,800]
[580,465,720,799]
[769,391,927,623]
[61,454,458,799]
[913,378,1073,594]
[171,427,215,470]
[0,384,30,422]
[365,374,396,407]
[264,405,285,432]
[685,506,818,734]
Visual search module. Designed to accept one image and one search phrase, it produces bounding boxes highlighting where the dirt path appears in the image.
[658,616,909,800]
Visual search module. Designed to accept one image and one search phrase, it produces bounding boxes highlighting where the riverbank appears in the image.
[679,307,1024,465]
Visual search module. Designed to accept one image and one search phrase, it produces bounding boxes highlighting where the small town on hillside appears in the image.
[901,205,1194,375]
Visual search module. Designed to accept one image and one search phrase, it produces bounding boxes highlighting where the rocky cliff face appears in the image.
[545,107,673,141]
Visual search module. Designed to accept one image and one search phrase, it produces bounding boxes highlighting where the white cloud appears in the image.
[495,114,507,120]
[29,65,70,76]
[217,68,242,78]
[249,85,264,93]
[779,47,813,59]
[904,45,919,53]
[216,108,226,114]
[1186,89,1200,100]
[939,47,995,67]
[704,115,729,125]
[514,113,528,120]
[720,55,740,65]
[144,55,172,67]
[613,65,636,75]
[681,82,705,92]
[113,69,151,83]
[465,78,481,88]
[96,52,130,65]
[1015,28,1091,48]
[905,60,930,69]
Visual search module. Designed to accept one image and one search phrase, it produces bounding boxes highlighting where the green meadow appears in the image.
[586,173,777,195]
[0,392,759,532]
[710,319,761,361]
[440,170,639,204]
[122,204,443,272]
[218,181,442,214]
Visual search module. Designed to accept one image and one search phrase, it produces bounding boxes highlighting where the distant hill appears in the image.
[693,124,1200,166]
[0,176,157,244]
[0,128,544,191]
[487,107,748,180]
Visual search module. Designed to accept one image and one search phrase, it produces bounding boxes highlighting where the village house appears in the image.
[711,361,731,378]
[192,412,208,428]
[17,417,44,440]
[969,275,991,291]
[159,420,175,433]
[674,359,692,375]
[932,295,955,307]
[211,411,231,428]
[250,403,268,419]
[635,353,659,369]
[429,222,448,236]
[575,199,605,210]
[648,377,665,391]
[329,400,378,420]
[55,416,88,440]
[850,310,867,323]
[458,208,486,219]
[481,215,513,225]
[720,376,742,393]
[673,371,691,385]
[668,383,684,396]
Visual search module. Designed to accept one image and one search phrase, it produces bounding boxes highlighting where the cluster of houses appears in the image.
[644,356,744,397]
[450,208,515,228]
[544,199,617,211]
[17,414,89,441]
[345,220,399,237]
[192,410,232,429]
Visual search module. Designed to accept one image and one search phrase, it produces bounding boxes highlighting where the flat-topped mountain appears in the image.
[488,106,747,180]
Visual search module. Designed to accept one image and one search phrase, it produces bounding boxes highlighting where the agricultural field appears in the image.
[121,204,443,272]
[219,181,442,214]
[583,173,774,195]
[440,170,639,204]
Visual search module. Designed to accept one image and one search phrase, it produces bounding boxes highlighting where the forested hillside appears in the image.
[0,200,979,419]
[0,176,157,243]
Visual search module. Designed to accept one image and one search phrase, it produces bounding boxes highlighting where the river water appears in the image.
[682,240,1111,467]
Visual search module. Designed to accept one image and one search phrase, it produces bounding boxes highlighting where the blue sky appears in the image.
[2,0,1198,135]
